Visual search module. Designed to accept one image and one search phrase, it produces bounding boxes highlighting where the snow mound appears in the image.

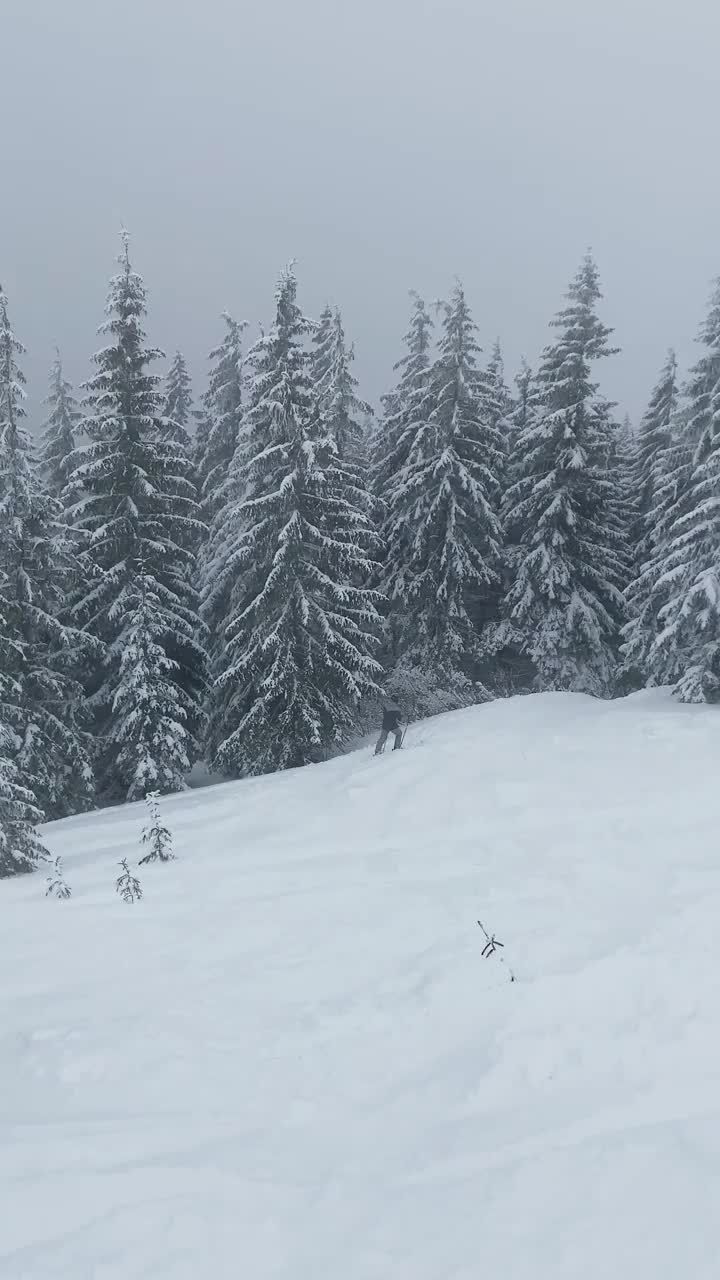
[2,690,720,1279]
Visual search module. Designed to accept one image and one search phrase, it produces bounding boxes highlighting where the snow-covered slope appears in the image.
[2,691,720,1279]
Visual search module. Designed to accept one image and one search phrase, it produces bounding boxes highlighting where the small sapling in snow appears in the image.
[45,856,71,899]
[139,790,174,865]
[116,858,143,903]
[477,919,515,983]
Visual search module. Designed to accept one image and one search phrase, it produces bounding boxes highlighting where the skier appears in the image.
[375,696,404,755]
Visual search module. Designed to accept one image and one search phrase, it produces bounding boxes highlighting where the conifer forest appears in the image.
[2,239,720,875]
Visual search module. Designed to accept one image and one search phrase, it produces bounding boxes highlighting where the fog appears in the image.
[3,0,719,423]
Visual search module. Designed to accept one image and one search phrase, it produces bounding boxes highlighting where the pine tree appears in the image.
[501,360,539,537]
[510,358,534,455]
[196,317,248,679]
[371,293,436,710]
[610,414,638,592]
[46,855,71,898]
[312,305,372,468]
[485,340,513,465]
[373,292,434,506]
[636,281,720,700]
[161,350,194,453]
[116,857,142,903]
[39,350,82,498]
[499,254,626,695]
[207,266,382,776]
[0,581,48,877]
[66,235,207,803]
[621,417,693,686]
[632,350,679,562]
[0,285,95,819]
[196,313,247,517]
[375,285,503,695]
[159,349,205,714]
[311,304,335,391]
[107,566,198,797]
[139,790,174,864]
[0,750,47,878]
[502,358,537,544]
[488,358,539,696]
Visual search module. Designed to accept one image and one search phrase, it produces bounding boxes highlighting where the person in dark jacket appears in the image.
[375,696,403,754]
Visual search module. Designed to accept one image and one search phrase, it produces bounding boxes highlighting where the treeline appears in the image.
[1,238,719,876]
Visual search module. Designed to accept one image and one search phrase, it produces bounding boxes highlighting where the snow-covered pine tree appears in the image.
[637,281,720,701]
[207,265,382,776]
[370,293,439,712]
[116,857,142,903]
[631,350,679,563]
[375,285,503,701]
[193,405,211,471]
[46,855,71,898]
[0,580,48,877]
[501,359,537,547]
[621,411,693,687]
[196,313,247,517]
[195,316,249,681]
[373,291,434,506]
[488,357,540,696]
[485,340,513,467]
[107,564,199,798]
[139,790,174,864]
[510,358,534,457]
[312,305,373,470]
[39,350,82,498]
[499,254,626,695]
[311,303,334,389]
[0,285,95,819]
[158,349,205,713]
[609,414,638,594]
[161,350,195,453]
[66,235,207,803]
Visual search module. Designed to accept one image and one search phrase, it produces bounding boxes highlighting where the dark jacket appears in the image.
[382,705,402,732]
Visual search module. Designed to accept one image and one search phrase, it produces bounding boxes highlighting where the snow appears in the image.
[3,689,720,1278]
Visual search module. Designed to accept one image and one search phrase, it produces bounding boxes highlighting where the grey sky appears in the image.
[3,0,719,426]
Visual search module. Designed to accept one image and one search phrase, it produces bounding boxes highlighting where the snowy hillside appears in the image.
[2,690,720,1279]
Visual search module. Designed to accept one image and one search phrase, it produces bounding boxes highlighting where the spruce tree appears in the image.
[311,304,335,394]
[510,358,534,456]
[373,292,434,506]
[621,413,693,687]
[45,855,71,898]
[0,286,95,819]
[632,350,679,563]
[375,285,503,698]
[0,580,48,877]
[501,358,537,543]
[161,350,195,453]
[0,289,50,871]
[609,414,638,594]
[485,340,513,465]
[139,790,174,864]
[66,236,207,802]
[39,350,81,498]
[636,281,720,700]
[312,305,372,468]
[196,313,247,517]
[487,357,541,695]
[371,293,436,707]
[116,857,142,903]
[159,351,205,718]
[499,254,626,695]
[195,317,247,677]
[207,266,382,776]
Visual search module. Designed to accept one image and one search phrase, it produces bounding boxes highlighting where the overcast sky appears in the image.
[3,0,719,426]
